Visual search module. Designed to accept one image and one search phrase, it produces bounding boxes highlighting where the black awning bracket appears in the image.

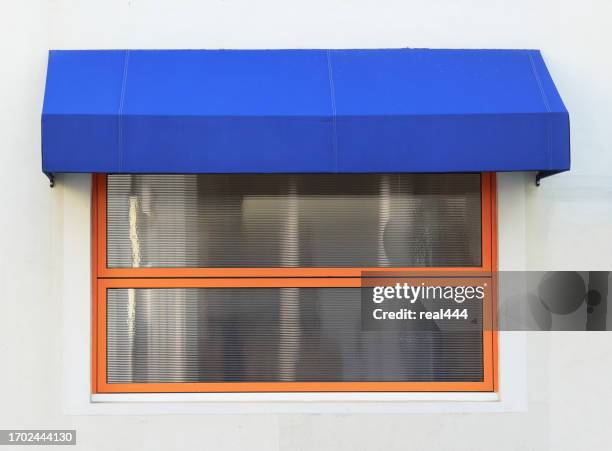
[535,170,558,187]
[45,172,55,188]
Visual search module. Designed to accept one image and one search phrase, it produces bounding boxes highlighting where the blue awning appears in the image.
[42,49,569,177]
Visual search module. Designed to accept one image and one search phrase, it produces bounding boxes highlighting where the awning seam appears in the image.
[117,50,130,172]
[528,52,551,113]
[528,51,553,167]
[326,50,339,172]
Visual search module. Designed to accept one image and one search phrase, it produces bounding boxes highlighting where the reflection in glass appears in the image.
[106,288,484,383]
[106,173,482,268]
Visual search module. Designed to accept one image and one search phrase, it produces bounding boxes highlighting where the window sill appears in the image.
[91,392,500,403]
[85,392,511,415]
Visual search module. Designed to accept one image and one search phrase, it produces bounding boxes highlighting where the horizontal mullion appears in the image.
[97,275,494,281]
[98,278,363,289]
[97,276,494,289]
[98,267,491,278]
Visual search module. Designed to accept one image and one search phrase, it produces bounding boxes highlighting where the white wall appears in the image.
[1,0,612,449]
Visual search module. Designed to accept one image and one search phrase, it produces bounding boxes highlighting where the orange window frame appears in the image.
[91,173,498,394]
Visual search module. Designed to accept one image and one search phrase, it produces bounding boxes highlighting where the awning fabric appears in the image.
[42,49,569,176]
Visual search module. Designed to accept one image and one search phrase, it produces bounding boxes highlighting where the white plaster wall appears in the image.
[1,0,611,449]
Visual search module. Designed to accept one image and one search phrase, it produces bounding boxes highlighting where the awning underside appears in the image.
[42,48,569,175]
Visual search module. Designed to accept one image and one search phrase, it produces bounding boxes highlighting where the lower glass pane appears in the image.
[106,288,483,384]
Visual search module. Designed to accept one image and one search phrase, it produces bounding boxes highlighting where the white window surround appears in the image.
[60,173,528,415]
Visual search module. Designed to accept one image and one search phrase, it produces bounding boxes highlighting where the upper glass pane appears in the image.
[106,174,482,268]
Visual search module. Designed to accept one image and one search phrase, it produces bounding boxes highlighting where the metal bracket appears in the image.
[535,170,557,187]
[45,172,55,188]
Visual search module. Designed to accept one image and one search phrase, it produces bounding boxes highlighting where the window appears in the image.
[92,173,497,393]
